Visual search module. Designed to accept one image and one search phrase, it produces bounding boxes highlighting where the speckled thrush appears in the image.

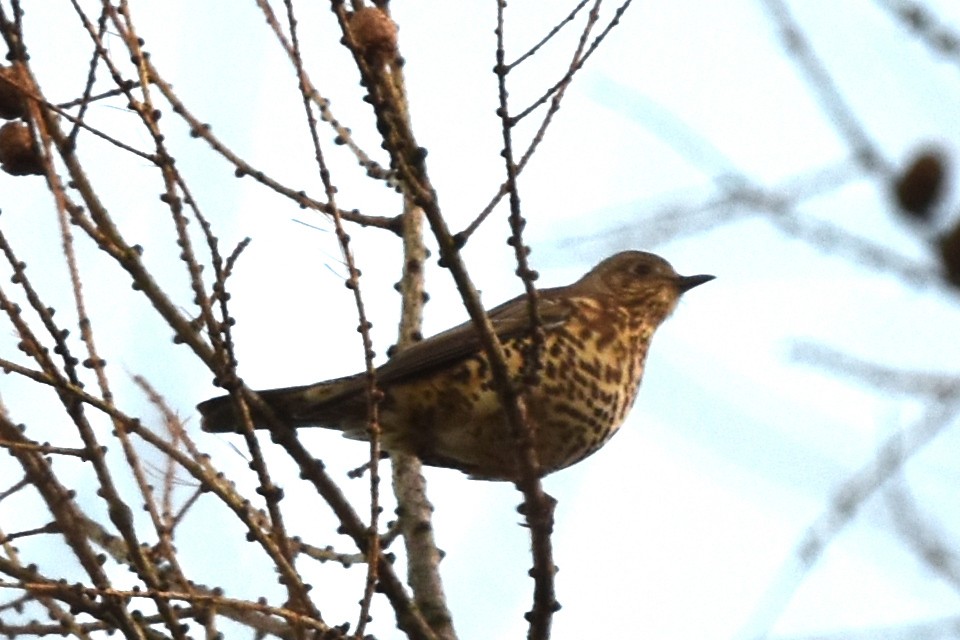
[198,251,713,480]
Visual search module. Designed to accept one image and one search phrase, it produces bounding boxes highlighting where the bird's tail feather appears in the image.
[198,375,365,433]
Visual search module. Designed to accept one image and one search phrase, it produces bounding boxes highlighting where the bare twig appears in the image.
[280,0,384,633]
[495,2,558,637]
[760,0,891,174]
[458,0,633,246]
[737,400,960,639]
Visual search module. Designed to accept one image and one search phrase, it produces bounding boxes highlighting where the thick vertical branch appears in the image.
[392,200,457,640]
[332,6,459,637]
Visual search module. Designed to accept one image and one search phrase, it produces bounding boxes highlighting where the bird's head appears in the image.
[578,250,714,317]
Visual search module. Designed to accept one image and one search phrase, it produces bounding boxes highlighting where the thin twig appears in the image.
[495,4,557,637]
[282,0,384,632]
[736,399,960,639]
[458,0,634,246]
[760,0,891,173]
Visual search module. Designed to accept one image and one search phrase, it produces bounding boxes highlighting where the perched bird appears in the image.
[198,251,713,481]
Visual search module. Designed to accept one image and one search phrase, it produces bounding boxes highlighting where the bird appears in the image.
[198,250,713,481]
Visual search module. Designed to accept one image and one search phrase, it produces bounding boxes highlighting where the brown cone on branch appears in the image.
[893,149,948,220]
[349,7,398,62]
[938,223,960,288]
[0,121,43,176]
[0,66,27,120]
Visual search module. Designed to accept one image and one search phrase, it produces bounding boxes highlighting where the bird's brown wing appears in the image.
[376,287,572,385]
[198,288,574,433]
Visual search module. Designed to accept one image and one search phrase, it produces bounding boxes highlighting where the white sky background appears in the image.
[4,1,960,639]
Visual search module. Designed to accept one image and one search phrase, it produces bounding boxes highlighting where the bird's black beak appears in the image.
[676,274,715,293]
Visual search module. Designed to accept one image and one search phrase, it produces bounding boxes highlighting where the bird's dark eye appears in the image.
[631,262,652,276]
